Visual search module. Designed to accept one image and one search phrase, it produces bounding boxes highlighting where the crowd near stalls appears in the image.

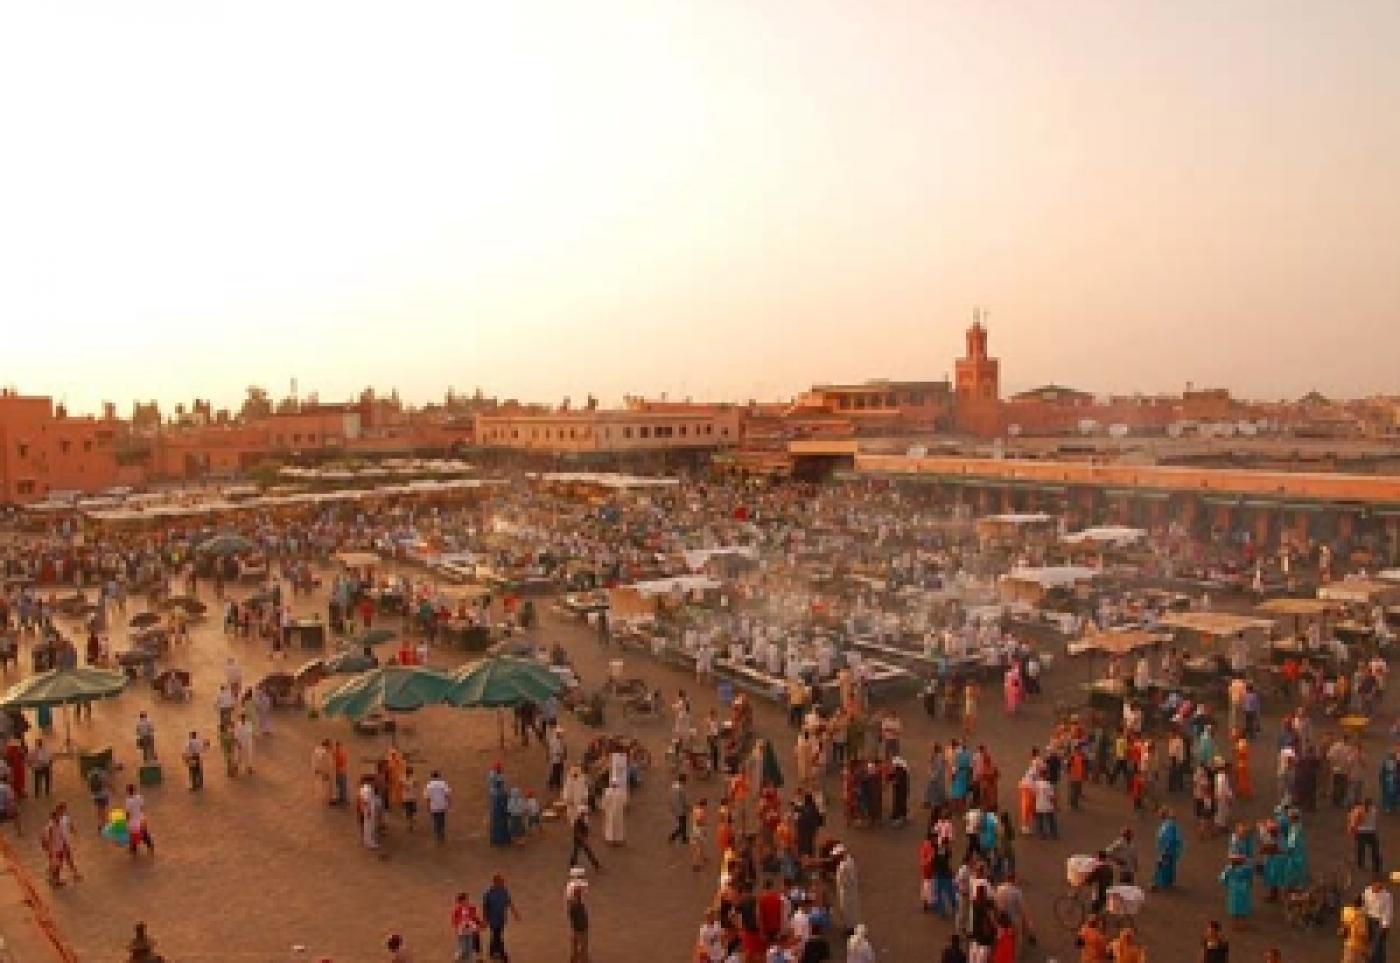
[0,469,1395,961]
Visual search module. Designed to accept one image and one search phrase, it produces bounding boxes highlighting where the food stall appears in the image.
[976,512,1059,550]
[1156,611,1277,695]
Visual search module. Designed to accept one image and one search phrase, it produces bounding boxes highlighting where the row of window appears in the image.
[835,392,928,411]
[479,423,731,443]
[18,439,96,457]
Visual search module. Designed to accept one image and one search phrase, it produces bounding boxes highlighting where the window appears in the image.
[292,433,302,444]
[16,481,35,495]
[512,430,519,440]
[721,428,729,436]
[59,440,71,454]
[885,394,897,408]
[838,395,851,410]
[83,440,93,452]
[679,425,688,436]
[623,427,633,439]
[639,426,651,439]
[16,444,28,458]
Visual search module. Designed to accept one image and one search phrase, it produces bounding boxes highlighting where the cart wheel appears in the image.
[1053,892,1086,931]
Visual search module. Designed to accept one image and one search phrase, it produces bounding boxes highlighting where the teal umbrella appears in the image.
[445,656,564,749]
[445,656,563,708]
[0,667,128,754]
[353,628,397,647]
[0,667,127,709]
[320,665,454,720]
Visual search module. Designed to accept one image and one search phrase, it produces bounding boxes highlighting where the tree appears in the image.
[246,459,282,489]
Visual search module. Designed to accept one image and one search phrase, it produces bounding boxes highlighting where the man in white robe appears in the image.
[600,781,626,844]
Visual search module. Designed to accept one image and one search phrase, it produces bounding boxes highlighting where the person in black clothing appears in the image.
[795,793,823,859]
[1201,919,1230,962]
[798,928,832,963]
[969,887,998,957]
[889,758,910,827]
[1088,851,1115,914]
[939,933,968,963]
[568,809,603,871]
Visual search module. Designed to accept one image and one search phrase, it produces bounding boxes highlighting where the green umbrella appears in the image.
[0,667,127,709]
[353,628,397,647]
[197,533,256,556]
[445,656,564,709]
[445,657,564,749]
[320,665,454,720]
[0,667,128,754]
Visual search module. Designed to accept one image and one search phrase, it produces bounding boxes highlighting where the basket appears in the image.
[1106,885,1145,916]
[1066,855,1097,888]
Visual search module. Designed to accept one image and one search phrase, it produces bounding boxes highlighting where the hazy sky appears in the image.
[2,2,1397,414]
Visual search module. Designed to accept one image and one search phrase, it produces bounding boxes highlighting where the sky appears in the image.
[2,2,1397,415]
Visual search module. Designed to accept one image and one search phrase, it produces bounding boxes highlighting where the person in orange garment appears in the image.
[1233,733,1252,800]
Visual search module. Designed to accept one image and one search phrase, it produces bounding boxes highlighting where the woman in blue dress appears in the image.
[1219,853,1254,925]
[1152,810,1184,890]
[950,742,973,808]
[488,766,511,847]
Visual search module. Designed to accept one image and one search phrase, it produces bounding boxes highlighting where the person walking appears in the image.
[425,770,452,843]
[135,712,157,764]
[482,874,521,962]
[124,784,154,857]
[565,867,590,963]
[1362,875,1391,963]
[450,891,483,962]
[182,731,206,791]
[568,807,603,871]
[29,738,52,798]
[668,774,689,845]
[1348,798,1382,876]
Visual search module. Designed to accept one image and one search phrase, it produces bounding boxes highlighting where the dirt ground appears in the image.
[6,566,1393,962]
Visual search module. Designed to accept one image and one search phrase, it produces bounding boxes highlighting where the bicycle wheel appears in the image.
[1053,892,1087,931]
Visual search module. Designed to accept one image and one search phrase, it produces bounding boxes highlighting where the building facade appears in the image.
[474,405,741,457]
[0,391,120,504]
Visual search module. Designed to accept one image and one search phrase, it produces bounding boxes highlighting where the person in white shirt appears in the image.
[424,771,451,842]
[1363,875,1391,962]
[124,784,154,855]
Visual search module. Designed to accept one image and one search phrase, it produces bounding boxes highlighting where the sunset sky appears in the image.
[2,2,1396,414]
